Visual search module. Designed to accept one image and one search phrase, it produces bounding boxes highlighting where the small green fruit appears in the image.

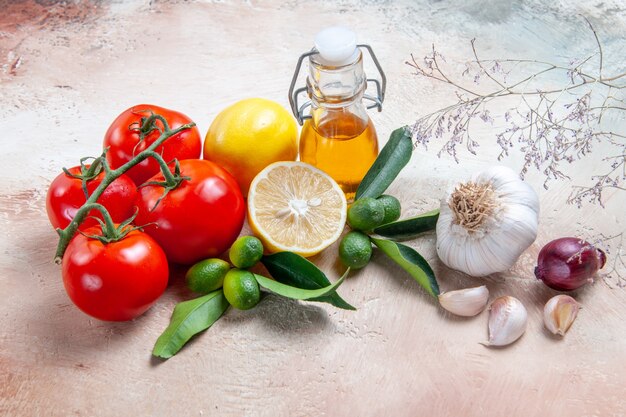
[377,195,401,224]
[223,269,261,310]
[347,197,385,231]
[186,258,230,294]
[339,231,373,269]
[229,236,264,269]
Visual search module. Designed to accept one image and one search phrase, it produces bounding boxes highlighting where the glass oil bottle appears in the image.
[289,27,386,201]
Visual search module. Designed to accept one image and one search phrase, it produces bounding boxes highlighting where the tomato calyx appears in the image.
[128,110,166,141]
[61,155,107,199]
[128,111,171,159]
[79,204,147,244]
[138,158,191,211]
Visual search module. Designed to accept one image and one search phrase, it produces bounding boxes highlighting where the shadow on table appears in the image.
[149,294,332,366]
[218,293,332,335]
[366,248,441,307]
[20,288,154,357]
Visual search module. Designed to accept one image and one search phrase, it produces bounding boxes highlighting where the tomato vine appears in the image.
[53,114,195,263]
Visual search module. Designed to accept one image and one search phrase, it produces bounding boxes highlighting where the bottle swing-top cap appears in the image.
[314,26,359,66]
[288,27,387,125]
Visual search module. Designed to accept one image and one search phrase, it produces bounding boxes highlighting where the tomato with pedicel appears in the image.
[103,104,202,185]
[62,226,169,321]
[46,165,137,231]
[135,159,245,265]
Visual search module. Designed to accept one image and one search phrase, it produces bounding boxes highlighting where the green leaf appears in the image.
[254,268,349,300]
[261,252,356,310]
[373,209,440,240]
[355,126,413,200]
[370,237,440,298]
[152,290,229,359]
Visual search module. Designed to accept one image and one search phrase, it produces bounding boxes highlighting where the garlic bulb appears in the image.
[438,285,489,317]
[484,296,527,347]
[543,295,579,336]
[436,166,539,277]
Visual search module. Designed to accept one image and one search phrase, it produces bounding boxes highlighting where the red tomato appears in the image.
[62,226,169,321]
[46,166,137,230]
[103,104,202,185]
[135,159,245,265]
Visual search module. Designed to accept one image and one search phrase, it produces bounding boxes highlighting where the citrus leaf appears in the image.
[152,290,229,359]
[261,252,356,310]
[253,268,348,300]
[370,237,440,298]
[373,209,440,240]
[355,126,413,200]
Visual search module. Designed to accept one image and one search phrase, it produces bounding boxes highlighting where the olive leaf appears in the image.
[370,237,440,298]
[355,126,413,201]
[373,209,440,240]
[152,290,229,359]
[261,252,356,310]
[254,268,349,300]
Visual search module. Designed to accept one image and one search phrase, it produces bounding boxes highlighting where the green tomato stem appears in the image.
[73,202,120,239]
[138,151,180,186]
[53,117,196,264]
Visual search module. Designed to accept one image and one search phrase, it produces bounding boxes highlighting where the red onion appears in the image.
[534,237,606,291]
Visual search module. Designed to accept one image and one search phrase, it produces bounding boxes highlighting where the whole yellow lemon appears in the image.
[203,98,298,196]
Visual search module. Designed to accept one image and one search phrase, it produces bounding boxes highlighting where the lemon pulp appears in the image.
[247,162,347,257]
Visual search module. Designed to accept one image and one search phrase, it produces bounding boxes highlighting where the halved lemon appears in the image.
[247,161,347,257]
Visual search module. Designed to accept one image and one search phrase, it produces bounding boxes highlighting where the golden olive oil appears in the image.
[300,112,378,201]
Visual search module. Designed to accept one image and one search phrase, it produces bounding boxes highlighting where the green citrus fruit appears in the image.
[223,269,261,310]
[347,197,385,231]
[339,231,373,269]
[377,195,401,224]
[229,236,264,269]
[186,258,230,294]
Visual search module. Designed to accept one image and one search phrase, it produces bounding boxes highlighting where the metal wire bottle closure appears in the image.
[288,45,386,125]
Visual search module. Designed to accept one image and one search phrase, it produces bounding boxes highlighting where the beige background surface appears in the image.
[1,1,625,416]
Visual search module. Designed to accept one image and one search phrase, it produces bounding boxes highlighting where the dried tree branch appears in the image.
[408,17,625,208]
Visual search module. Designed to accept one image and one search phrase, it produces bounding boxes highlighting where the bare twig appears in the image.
[583,16,604,79]
[593,232,626,288]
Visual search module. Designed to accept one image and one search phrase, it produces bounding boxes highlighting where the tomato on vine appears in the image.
[136,159,245,265]
[46,163,137,231]
[62,216,169,321]
[103,104,202,185]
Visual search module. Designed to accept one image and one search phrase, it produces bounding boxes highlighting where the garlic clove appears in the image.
[483,296,527,347]
[543,294,580,336]
[438,285,489,317]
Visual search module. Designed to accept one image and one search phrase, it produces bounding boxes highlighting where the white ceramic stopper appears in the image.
[314,26,358,66]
